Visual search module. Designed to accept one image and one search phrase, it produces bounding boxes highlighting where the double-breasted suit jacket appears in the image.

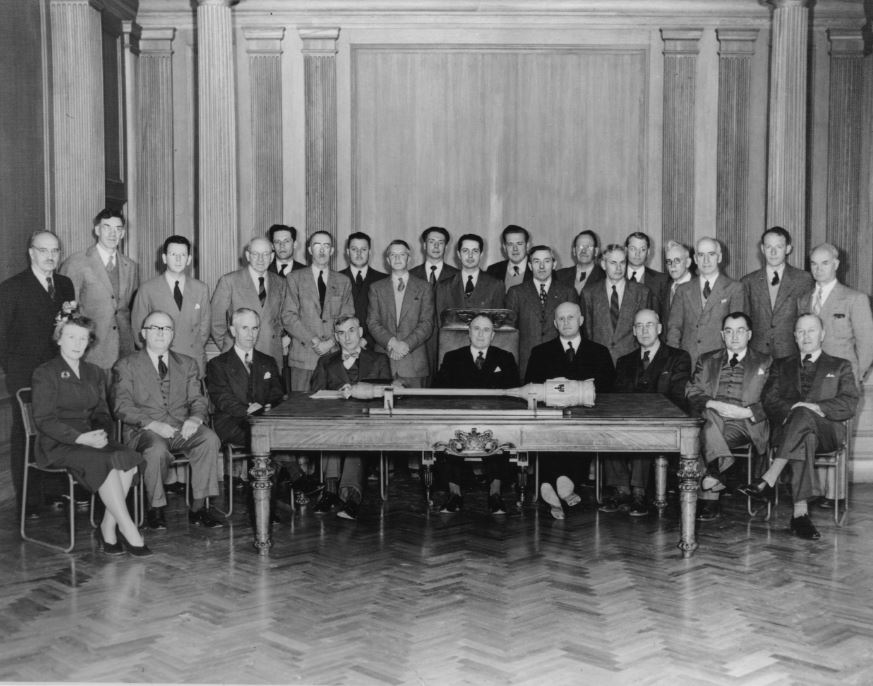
[206,348,285,444]
[666,274,747,367]
[339,266,388,346]
[211,268,289,370]
[555,264,605,295]
[60,245,139,369]
[505,279,578,379]
[132,275,211,374]
[524,336,615,391]
[310,348,393,391]
[797,283,873,385]
[614,344,692,411]
[434,270,505,319]
[741,264,813,359]
[434,345,520,389]
[581,279,654,364]
[367,274,435,381]
[284,268,354,372]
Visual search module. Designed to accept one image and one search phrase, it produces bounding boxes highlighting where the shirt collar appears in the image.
[355,266,369,280]
[674,272,692,286]
[803,349,823,364]
[727,348,747,363]
[771,264,785,280]
[95,243,116,266]
[470,345,489,358]
[393,272,408,285]
[627,267,644,281]
[248,265,267,286]
[311,264,328,282]
[146,348,169,372]
[234,345,253,366]
[699,273,719,288]
[534,277,552,291]
[31,265,51,287]
[461,269,479,283]
[559,334,582,350]
[164,272,185,289]
[510,261,527,275]
[816,279,838,300]
[641,340,660,358]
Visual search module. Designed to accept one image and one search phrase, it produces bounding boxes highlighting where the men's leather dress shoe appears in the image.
[790,514,821,540]
[337,499,359,520]
[146,508,167,531]
[628,496,648,518]
[488,493,507,515]
[188,509,224,528]
[440,494,463,513]
[737,479,774,500]
[165,482,187,496]
[313,492,340,514]
[696,502,720,522]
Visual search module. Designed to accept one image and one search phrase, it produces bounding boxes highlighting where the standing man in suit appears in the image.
[506,246,578,380]
[686,312,772,521]
[433,314,520,514]
[798,243,873,386]
[664,240,694,324]
[555,229,606,296]
[741,227,814,360]
[309,315,392,520]
[625,231,670,317]
[435,233,505,318]
[132,236,211,375]
[113,311,222,530]
[487,224,533,293]
[602,309,691,516]
[60,208,138,370]
[0,231,75,517]
[667,236,747,367]
[741,314,859,540]
[211,237,289,371]
[339,231,387,348]
[581,243,654,364]
[267,224,306,277]
[367,240,435,387]
[283,231,354,391]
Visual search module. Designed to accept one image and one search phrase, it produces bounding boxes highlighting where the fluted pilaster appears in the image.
[244,27,285,236]
[50,0,105,256]
[137,28,176,280]
[198,0,238,289]
[661,29,702,248]
[122,21,141,265]
[300,28,339,268]
[766,0,811,258]
[716,29,758,275]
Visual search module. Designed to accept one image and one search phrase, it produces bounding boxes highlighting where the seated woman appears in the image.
[31,313,150,556]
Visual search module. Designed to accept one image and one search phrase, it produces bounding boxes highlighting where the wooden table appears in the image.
[248,392,703,557]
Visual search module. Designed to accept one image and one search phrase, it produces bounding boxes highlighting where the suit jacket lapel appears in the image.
[87,246,114,295]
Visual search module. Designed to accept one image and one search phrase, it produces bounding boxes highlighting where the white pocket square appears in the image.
[720,298,728,304]
[494,366,502,372]
[826,373,836,378]
[264,372,272,380]
[194,303,200,309]
[757,368,766,375]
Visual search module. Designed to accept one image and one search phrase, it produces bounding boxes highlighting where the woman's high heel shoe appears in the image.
[97,528,125,556]
[118,532,153,557]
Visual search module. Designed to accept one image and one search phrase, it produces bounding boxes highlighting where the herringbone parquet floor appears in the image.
[2,470,873,685]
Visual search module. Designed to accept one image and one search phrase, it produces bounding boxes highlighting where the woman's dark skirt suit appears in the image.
[31,356,143,492]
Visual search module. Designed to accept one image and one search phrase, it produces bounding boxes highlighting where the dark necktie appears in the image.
[565,341,575,363]
[107,254,115,272]
[802,353,813,367]
[703,280,711,300]
[513,266,520,277]
[46,276,55,300]
[244,352,252,373]
[317,270,327,312]
[258,276,266,306]
[158,354,168,379]
[397,278,405,293]
[355,271,364,288]
[539,283,547,307]
[578,271,586,283]
[630,271,637,282]
[475,351,485,370]
[610,285,619,328]
[729,353,738,368]
[771,271,780,286]
[279,263,287,276]
[642,349,651,370]
[465,275,474,296]
[429,265,437,286]
[173,280,183,310]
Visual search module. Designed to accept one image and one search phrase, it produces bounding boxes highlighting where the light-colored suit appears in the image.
[60,244,139,369]
[581,279,654,363]
[798,282,873,384]
[741,264,813,359]
[283,268,354,372]
[367,274,435,382]
[132,275,211,374]
[211,268,289,370]
[666,274,747,367]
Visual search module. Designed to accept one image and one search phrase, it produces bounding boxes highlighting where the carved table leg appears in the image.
[654,455,668,515]
[677,427,701,558]
[422,451,435,507]
[250,451,274,553]
[515,451,528,507]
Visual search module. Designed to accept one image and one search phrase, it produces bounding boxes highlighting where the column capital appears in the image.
[661,29,703,55]
[299,27,341,56]
[768,0,814,9]
[121,19,141,55]
[139,27,176,55]
[243,26,286,54]
[716,28,759,56]
[827,28,864,56]
[197,0,238,7]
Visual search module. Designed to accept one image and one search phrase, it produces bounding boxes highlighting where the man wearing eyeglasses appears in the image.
[0,231,75,518]
[114,310,223,530]
[685,312,772,521]
[663,240,694,324]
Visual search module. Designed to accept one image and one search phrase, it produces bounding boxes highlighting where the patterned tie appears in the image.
[158,354,168,379]
[565,341,575,363]
[771,271,780,286]
[812,286,823,315]
[513,266,520,277]
[317,270,327,312]
[244,352,252,373]
[355,271,364,288]
[397,278,405,293]
[703,280,711,300]
[465,275,474,296]
[342,351,360,362]
[642,349,651,370]
[279,263,287,276]
[107,254,115,272]
[258,276,266,306]
[46,276,55,300]
[610,285,619,328]
[539,283,547,307]
[729,353,738,368]
[670,282,677,305]
[475,351,485,370]
[173,280,183,310]
[429,265,437,286]
[630,271,637,282]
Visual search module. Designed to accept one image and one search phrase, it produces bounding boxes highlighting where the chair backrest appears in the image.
[15,387,36,465]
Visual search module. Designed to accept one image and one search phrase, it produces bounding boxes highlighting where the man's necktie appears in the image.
[475,350,485,370]
[173,280,183,310]
[771,271,780,286]
[578,271,586,283]
[813,286,823,315]
[317,270,327,312]
[729,353,738,368]
[630,271,637,282]
[355,271,364,288]
[107,255,115,272]
[258,276,266,306]
[565,341,575,363]
[342,351,360,361]
[513,266,520,277]
[610,285,619,328]
[158,354,168,379]
[802,353,813,367]
[397,278,405,293]
[539,283,547,307]
[642,349,651,370]
[46,276,55,300]
[279,263,287,276]
[465,275,474,296]
[244,352,252,373]
[670,282,677,304]
[703,280,711,300]
[429,265,437,285]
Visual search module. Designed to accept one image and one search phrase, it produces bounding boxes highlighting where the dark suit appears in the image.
[268,259,306,276]
[762,352,858,502]
[486,260,533,292]
[524,336,615,391]
[741,264,814,359]
[410,262,458,286]
[506,279,578,380]
[434,345,519,389]
[629,267,670,319]
[410,263,458,374]
[339,266,387,347]
[581,280,654,364]
[434,270,505,318]
[555,264,605,295]
[0,268,75,509]
[207,348,285,445]
[113,350,220,508]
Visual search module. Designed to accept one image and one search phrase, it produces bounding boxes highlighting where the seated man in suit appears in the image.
[740,314,859,540]
[434,313,520,514]
[113,310,223,530]
[555,229,605,296]
[435,233,504,318]
[309,315,392,520]
[526,301,615,519]
[486,224,532,293]
[601,309,691,516]
[686,312,772,522]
